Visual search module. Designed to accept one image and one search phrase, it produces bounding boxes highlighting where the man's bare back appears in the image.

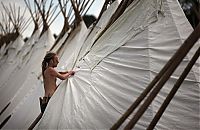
[43,67,57,97]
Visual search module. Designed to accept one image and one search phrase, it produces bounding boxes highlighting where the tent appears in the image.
[0,0,199,129]
[37,0,200,129]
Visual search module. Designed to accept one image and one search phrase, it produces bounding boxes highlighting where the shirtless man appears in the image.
[41,52,75,112]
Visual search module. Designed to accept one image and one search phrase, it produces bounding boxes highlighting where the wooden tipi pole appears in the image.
[124,23,200,130]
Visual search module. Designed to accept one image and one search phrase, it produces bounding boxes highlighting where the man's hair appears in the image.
[42,52,57,77]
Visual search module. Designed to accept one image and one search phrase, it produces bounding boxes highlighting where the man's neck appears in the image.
[48,64,54,68]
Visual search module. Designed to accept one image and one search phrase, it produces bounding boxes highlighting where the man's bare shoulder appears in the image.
[45,67,57,76]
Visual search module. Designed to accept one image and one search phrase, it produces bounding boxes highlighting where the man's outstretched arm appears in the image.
[59,71,68,74]
[49,68,75,80]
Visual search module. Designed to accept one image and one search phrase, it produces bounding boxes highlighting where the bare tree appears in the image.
[24,0,41,36]
[0,2,30,47]
[0,11,13,36]
[51,0,96,52]
[56,0,70,42]
[34,0,60,37]
[69,0,95,28]
[70,0,82,27]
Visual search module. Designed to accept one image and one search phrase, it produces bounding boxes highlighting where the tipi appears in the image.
[37,0,200,129]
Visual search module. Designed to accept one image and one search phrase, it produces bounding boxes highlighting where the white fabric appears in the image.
[38,0,199,129]
[0,43,6,60]
[77,0,122,62]
[0,35,25,88]
[84,0,161,70]
[54,22,89,85]
[0,0,199,129]
[6,35,25,62]
[0,29,54,129]
[58,22,89,70]
[17,30,41,67]
[51,32,69,53]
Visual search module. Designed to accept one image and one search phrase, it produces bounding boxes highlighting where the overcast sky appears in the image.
[0,0,104,37]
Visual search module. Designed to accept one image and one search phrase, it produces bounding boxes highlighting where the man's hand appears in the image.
[69,70,75,75]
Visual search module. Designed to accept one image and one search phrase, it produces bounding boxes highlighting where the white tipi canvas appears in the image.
[0,0,199,129]
[0,29,55,129]
[37,0,199,129]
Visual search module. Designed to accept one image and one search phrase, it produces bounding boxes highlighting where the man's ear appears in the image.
[50,59,53,64]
